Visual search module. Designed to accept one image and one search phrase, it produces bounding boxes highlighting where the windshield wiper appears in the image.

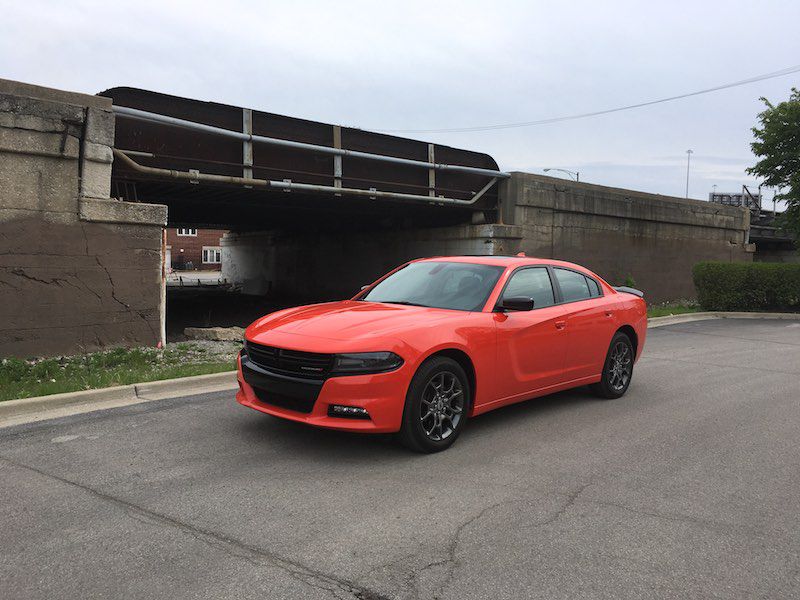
[380,300,430,307]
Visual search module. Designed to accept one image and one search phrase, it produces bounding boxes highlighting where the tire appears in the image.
[398,356,470,453]
[591,331,634,399]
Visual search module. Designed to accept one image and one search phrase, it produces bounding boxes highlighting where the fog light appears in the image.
[328,405,370,419]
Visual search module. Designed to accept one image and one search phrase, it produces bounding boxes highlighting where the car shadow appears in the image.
[238,413,406,460]
[465,386,596,434]
[236,386,599,460]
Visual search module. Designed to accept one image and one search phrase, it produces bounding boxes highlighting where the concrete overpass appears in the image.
[1,78,774,358]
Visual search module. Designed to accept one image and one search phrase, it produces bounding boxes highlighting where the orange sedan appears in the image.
[237,256,647,452]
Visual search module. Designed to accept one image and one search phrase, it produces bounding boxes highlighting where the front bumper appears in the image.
[235,352,411,433]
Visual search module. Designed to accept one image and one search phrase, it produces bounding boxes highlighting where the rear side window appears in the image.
[502,267,555,308]
[587,277,602,297]
[554,268,592,302]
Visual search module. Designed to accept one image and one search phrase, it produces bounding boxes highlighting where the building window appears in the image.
[177,228,197,236]
[202,246,222,264]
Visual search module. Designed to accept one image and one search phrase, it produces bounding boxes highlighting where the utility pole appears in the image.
[685,149,693,199]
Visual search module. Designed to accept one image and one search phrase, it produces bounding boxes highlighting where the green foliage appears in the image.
[623,274,637,288]
[646,303,701,318]
[0,343,238,402]
[692,262,800,311]
[747,88,800,242]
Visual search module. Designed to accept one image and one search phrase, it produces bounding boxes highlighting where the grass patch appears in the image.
[0,342,238,402]
[647,302,703,318]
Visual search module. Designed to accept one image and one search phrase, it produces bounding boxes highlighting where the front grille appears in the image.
[253,388,316,413]
[246,342,333,379]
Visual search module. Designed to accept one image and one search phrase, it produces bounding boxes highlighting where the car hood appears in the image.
[246,300,461,345]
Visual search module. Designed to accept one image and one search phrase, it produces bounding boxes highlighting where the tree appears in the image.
[747,88,800,242]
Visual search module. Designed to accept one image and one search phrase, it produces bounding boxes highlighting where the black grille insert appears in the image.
[246,342,333,379]
[253,388,316,414]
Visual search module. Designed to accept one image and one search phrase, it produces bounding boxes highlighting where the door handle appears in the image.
[555,320,566,330]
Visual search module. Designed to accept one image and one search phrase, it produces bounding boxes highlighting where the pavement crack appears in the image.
[0,455,391,600]
[517,479,595,534]
[584,498,734,534]
[408,498,509,600]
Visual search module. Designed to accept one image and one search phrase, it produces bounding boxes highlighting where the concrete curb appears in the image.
[0,371,237,429]
[648,311,800,328]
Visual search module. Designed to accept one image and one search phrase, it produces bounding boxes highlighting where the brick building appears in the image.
[166,228,227,271]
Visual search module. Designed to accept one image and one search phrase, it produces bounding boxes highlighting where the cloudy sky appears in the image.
[2,0,799,207]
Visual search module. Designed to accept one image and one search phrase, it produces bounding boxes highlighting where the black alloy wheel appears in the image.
[399,356,470,453]
[591,331,634,399]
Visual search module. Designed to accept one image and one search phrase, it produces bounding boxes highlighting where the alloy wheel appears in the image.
[608,341,632,392]
[420,371,464,441]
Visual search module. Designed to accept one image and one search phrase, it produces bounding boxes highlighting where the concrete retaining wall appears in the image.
[500,173,753,302]
[0,79,166,358]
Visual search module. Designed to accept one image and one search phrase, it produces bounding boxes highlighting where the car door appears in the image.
[552,267,619,382]
[493,267,569,402]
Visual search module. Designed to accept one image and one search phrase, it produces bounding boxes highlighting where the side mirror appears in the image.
[499,296,535,312]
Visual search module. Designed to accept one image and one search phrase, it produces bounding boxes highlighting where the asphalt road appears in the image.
[2,319,799,599]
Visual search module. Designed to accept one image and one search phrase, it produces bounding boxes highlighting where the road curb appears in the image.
[648,311,800,328]
[0,371,237,428]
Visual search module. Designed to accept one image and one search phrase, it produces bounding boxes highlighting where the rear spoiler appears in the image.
[613,286,644,298]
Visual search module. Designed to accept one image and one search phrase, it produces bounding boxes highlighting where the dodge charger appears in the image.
[236,255,647,452]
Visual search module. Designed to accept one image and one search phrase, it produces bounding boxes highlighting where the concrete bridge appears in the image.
[2,78,788,358]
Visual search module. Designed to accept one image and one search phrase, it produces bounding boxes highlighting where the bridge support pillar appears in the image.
[0,79,167,358]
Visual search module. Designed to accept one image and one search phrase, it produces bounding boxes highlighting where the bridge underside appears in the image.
[111,178,481,231]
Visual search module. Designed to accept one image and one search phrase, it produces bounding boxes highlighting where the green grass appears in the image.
[647,303,703,318]
[0,343,237,402]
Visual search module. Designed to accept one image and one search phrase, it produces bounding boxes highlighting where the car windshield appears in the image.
[361,261,505,312]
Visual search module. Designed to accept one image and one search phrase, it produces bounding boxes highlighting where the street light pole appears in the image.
[685,149,693,199]
[543,168,580,182]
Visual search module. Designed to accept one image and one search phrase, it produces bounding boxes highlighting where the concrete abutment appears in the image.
[0,79,166,358]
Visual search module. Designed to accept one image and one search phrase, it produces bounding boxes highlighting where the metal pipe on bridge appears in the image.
[112,149,498,207]
[113,106,510,179]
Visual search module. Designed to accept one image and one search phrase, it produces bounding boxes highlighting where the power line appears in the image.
[373,64,800,134]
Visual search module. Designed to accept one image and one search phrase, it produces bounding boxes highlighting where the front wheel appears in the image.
[591,332,634,399]
[398,357,470,453]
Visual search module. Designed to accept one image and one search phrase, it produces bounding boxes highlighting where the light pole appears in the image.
[685,149,693,198]
[543,168,580,182]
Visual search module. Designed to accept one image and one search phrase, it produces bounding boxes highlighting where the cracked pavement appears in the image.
[1,319,799,599]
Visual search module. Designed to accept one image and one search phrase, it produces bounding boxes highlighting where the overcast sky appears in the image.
[2,0,799,207]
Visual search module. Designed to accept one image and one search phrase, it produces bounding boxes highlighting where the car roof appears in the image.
[417,255,588,271]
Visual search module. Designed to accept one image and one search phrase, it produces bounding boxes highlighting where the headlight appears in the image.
[332,352,404,375]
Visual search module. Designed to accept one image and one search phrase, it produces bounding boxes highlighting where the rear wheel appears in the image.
[398,357,470,453]
[591,331,634,399]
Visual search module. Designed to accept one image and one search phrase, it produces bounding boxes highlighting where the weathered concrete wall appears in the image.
[0,79,167,358]
[222,224,522,300]
[500,173,753,302]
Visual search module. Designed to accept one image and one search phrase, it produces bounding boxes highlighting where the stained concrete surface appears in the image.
[1,319,799,599]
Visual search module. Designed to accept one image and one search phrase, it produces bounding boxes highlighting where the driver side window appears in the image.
[503,268,555,308]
